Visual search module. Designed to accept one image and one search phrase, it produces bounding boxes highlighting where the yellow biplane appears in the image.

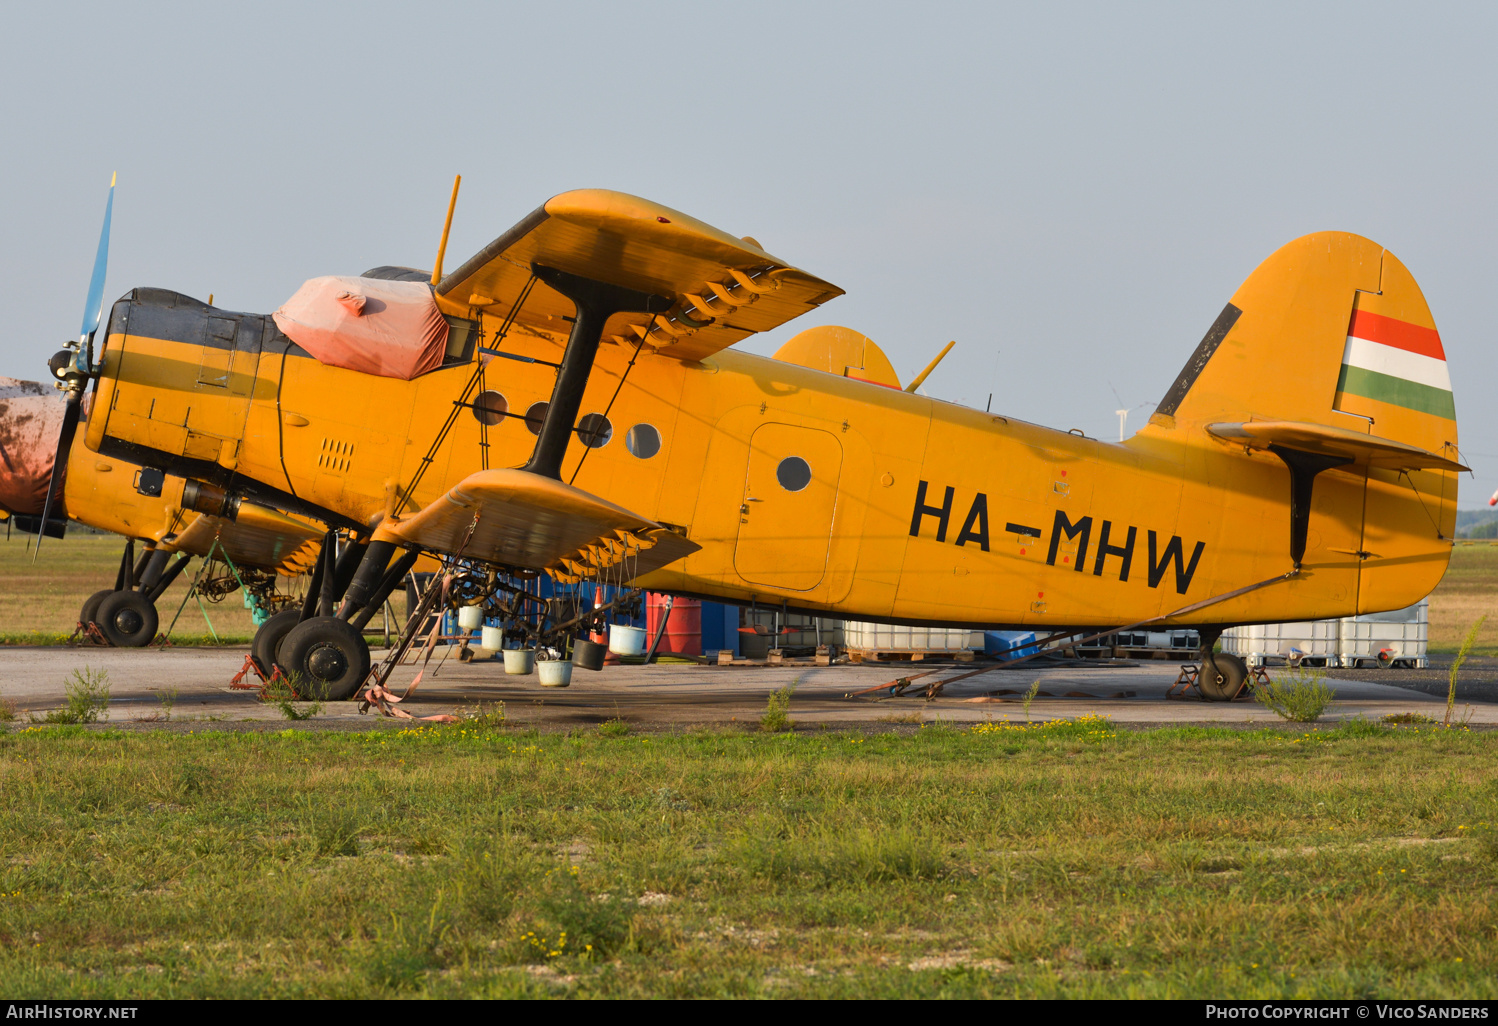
[2,377,319,646]
[38,180,1463,699]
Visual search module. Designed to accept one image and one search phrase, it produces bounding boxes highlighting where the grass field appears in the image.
[0,718,1495,998]
[0,532,262,644]
[0,532,404,646]
[1429,545,1498,656]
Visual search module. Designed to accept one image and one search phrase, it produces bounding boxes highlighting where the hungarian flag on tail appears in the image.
[1333,309,1455,419]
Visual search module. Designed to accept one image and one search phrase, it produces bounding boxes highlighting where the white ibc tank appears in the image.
[843,621,983,652]
[1220,598,1427,669]
[1338,600,1428,668]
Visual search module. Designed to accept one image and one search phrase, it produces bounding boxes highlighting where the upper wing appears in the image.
[372,468,699,582]
[1206,420,1469,472]
[435,190,843,363]
[171,503,323,574]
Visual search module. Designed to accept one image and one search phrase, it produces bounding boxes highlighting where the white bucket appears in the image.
[480,626,504,651]
[457,604,484,630]
[608,624,647,656]
[503,649,535,675]
[537,659,572,687]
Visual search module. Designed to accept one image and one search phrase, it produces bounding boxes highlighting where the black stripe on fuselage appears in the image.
[95,435,363,533]
[1155,303,1243,417]
[107,289,305,356]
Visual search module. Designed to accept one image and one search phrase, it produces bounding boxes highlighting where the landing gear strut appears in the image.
[280,616,369,700]
[253,531,418,700]
[1196,628,1248,701]
[78,538,192,647]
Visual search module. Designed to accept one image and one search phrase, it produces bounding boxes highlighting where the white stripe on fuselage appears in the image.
[1341,335,1452,391]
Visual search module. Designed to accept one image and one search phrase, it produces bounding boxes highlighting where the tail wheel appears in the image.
[79,589,114,628]
[279,616,370,701]
[251,609,303,678]
[1199,652,1248,701]
[95,590,158,648]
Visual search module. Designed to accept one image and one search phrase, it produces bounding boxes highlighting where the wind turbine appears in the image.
[1109,383,1155,442]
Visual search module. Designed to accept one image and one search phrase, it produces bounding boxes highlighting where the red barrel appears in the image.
[646,593,702,655]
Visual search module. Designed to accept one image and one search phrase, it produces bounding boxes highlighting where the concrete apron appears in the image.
[0,646,1490,729]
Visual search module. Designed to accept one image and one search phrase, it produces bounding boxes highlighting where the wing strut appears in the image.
[1267,444,1353,569]
[521,264,671,480]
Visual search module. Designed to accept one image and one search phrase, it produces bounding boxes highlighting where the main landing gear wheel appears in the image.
[279,616,370,701]
[251,609,302,678]
[95,590,159,648]
[1199,652,1248,701]
[79,589,114,629]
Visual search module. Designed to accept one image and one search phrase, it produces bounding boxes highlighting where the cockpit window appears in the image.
[442,315,479,366]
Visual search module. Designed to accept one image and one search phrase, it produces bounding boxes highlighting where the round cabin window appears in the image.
[471,390,508,426]
[625,423,661,459]
[523,401,549,436]
[776,456,812,492]
[576,413,613,448]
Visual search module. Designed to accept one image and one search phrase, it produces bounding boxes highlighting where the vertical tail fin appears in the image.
[1150,232,1457,459]
[1143,232,1459,613]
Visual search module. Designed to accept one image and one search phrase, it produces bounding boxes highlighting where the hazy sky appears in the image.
[3,2,1494,502]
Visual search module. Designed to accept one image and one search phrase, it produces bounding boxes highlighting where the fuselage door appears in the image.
[734,423,843,592]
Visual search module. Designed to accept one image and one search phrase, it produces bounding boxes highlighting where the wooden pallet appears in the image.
[718,647,835,667]
[847,649,975,664]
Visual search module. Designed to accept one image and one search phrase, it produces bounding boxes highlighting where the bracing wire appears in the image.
[397,275,539,515]
[567,317,655,486]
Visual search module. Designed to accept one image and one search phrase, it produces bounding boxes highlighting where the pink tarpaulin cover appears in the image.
[0,378,64,516]
[272,276,449,380]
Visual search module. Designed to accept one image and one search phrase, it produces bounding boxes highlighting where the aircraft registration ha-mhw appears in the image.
[42,181,1464,700]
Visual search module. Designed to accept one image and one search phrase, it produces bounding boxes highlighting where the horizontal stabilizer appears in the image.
[373,469,699,582]
[436,190,842,363]
[1206,420,1468,472]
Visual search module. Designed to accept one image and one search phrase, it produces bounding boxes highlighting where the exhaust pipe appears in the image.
[181,479,241,520]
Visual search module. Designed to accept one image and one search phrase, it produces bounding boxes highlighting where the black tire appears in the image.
[95,590,159,648]
[79,589,114,628]
[252,609,303,677]
[1199,651,1248,701]
[278,616,370,701]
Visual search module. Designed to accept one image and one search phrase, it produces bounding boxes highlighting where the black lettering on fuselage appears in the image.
[907,480,1207,595]
[910,480,955,542]
[1046,510,1092,571]
[1147,531,1206,594]
[1092,520,1137,581]
[955,493,990,551]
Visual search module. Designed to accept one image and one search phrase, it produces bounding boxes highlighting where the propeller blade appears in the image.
[80,173,116,347]
[32,391,80,559]
[37,174,117,556]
